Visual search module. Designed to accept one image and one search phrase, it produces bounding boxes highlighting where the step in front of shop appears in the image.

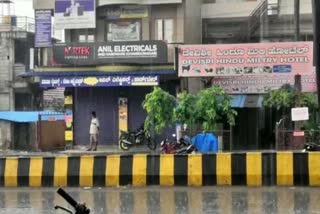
[0,152,318,187]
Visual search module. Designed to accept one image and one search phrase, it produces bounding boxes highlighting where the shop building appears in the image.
[196,0,315,150]
[31,0,202,146]
[0,1,43,149]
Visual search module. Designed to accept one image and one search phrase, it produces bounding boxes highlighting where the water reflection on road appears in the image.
[0,187,319,214]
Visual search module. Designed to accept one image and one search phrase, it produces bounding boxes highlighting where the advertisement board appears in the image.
[178,42,316,94]
[108,21,141,41]
[212,74,317,94]
[40,76,159,88]
[99,5,148,19]
[178,42,313,77]
[54,0,96,29]
[53,41,168,65]
[35,10,52,47]
[118,97,128,137]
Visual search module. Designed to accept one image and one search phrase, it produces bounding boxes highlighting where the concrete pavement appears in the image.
[0,145,160,157]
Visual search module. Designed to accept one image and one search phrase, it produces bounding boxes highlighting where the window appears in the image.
[155,19,174,43]
[106,20,141,42]
[71,29,95,43]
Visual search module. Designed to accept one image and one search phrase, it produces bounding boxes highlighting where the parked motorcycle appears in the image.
[160,134,195,154]
[55,188,90,214]
[119,125,157,151]
[302,142,320,152]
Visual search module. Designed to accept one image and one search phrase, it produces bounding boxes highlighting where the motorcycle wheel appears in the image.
[119,137,131,151]
[146,137,157,150]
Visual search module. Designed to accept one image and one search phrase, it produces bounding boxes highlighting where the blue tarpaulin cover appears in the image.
[185,133,218,153]
[0,111,65,123]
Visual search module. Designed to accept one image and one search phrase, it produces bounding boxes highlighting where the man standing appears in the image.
[88,111,99,151]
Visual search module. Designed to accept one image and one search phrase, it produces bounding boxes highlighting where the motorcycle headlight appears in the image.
[160,141,165,146]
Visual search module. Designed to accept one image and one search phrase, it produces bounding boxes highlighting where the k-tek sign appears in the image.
[53,41,168,65]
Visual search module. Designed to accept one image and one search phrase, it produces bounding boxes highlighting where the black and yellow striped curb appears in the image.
[0,152,319,187]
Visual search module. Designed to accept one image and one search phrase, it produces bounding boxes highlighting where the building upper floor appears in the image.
[33,0,203,45]
[202,0,312,19]
[32,0,204,67]
[32,0,314,68]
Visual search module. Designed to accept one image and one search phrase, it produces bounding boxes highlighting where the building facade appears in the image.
[199,0,314,150]
[32,0,202,146]
[31,0,315,150]
[0,1,41,149]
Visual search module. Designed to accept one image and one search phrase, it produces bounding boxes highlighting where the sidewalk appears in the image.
[0,145,161,157]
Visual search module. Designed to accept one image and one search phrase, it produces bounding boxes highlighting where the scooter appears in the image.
[160,134,195,154]
[119,125,157,151]
[55,188,90,214]
[302,142,320,152]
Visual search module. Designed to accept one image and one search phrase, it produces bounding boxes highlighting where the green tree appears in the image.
[263,86,295,111]
[173,92,197,126]
[143,86,237,135]
[142,87,176,134]
[264,85,318,113]
[193,87,237,132]
[264,85,318,142]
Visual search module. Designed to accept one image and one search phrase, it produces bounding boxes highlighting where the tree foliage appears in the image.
[142,87,176,134]
[173,92,197,125]
[264,86,319,140]
[263,87,295,110]
[143,86,237,134]
[193,87,237,131]
[301,93,318,109]
[264,85,318,110]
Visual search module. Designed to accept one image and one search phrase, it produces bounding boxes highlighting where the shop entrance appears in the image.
[73,87,152,146]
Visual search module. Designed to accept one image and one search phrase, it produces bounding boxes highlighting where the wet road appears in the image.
[0,187,319,214]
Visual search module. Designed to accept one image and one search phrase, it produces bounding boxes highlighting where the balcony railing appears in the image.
[0,15,34,32]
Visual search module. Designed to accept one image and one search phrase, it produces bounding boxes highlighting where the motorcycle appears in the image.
[160,134,195,154]
[119,125,157,151]
[302,142,320,152]
[55,188,90,214]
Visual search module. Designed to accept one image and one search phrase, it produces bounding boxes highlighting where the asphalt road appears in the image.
[0,186,319,214]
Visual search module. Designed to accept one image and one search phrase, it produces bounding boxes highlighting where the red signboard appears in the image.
[178,42,316,94]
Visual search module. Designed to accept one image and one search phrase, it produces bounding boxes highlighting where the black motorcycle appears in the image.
[55,188,90,214]
[119,125,157,151]
[303,142,320,152]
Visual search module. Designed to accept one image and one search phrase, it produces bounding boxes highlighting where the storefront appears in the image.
[31,40,177,146]
[178,41,317,150]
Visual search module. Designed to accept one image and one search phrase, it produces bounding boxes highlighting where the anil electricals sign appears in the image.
[53,41,168,65]
[178,42,316,93]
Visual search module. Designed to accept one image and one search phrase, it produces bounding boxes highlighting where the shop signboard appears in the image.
[40,75,159,88]
[212,74,317,94]
[35,10,52,47]
[53,41,168,65]
[108,21,141,41]
[178,42,316,94]
[54,0,96,29]
[99,5,148,19]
